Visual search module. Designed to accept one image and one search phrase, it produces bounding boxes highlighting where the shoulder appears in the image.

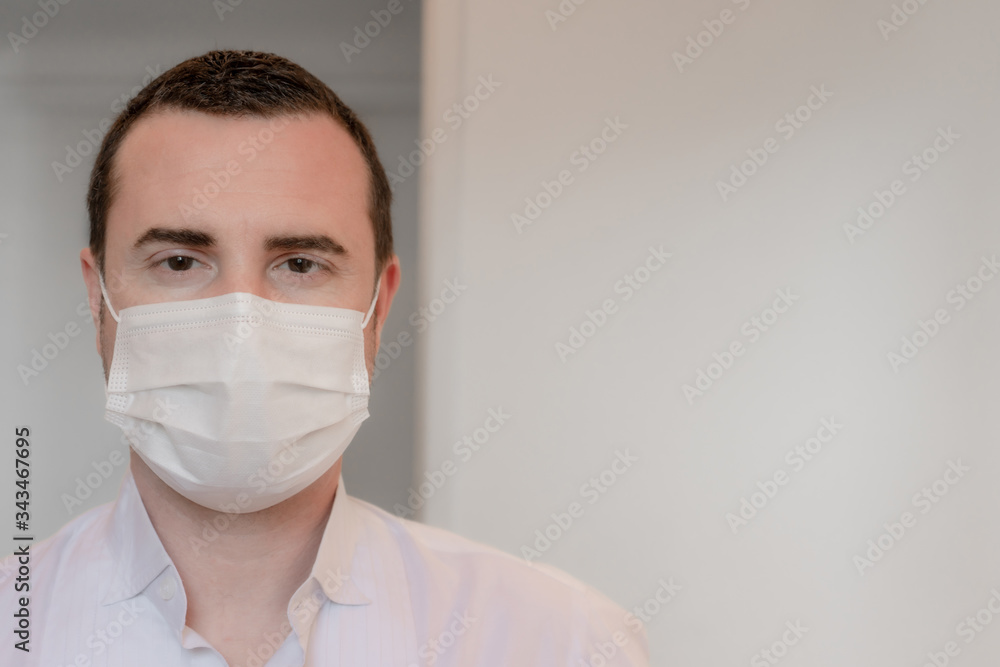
[0,501,115,611]
[0,502,116,663]
[346,495,649,665]
[355,494,585,595]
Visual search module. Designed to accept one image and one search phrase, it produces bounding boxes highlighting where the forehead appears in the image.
[106,109,372,256]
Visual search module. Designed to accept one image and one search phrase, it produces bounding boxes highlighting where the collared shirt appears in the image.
[0,469,648,666]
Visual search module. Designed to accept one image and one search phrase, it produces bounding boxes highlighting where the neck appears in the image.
[129,454,342,651]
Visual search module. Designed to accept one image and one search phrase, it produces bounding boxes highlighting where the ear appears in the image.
[371,254,402,351]
[80,248,104,354]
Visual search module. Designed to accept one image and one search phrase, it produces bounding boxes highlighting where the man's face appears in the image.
[80,109,399,381]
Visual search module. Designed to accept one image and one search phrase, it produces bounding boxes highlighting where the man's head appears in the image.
[80,50,401,381]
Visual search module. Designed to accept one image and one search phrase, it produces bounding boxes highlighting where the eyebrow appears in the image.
[133,227,216,251]
[264,234,348,257]
[131,228,348,257]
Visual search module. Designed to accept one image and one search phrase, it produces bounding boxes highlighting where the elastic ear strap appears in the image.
[98,273,121,323]
[361,276,381,328]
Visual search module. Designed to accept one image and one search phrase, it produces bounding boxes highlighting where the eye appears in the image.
[282,257,324,274]
[160,255,199,271]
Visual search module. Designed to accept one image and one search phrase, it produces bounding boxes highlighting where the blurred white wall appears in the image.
[0,0,421,539]
[417,0,1000,664]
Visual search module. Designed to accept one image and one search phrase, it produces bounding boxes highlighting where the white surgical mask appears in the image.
[98,274,380,513]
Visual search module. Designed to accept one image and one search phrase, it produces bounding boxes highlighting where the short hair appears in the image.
[87,49,393,282]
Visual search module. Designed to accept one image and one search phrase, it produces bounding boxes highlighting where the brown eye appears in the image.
[166,256,195,271]
[287,258,317,274]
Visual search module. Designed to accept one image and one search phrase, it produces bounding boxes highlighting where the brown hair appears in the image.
[87,49,393,282]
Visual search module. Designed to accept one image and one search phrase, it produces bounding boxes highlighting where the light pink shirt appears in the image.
[0,470,648,666]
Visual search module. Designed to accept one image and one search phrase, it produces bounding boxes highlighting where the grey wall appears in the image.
[418,0,1000,664]
[0,0,421,543]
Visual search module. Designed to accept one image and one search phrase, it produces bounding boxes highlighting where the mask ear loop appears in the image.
[98,273,122,323]
[361,276,381,328]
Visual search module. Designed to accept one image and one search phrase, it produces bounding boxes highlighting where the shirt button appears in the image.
[158,576,177,601]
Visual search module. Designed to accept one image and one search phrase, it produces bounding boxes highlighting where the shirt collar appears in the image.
[301,473,373,606]
[101,468,172,606]
[100,467,373,607]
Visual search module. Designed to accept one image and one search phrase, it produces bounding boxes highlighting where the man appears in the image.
[1,50,648,666]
